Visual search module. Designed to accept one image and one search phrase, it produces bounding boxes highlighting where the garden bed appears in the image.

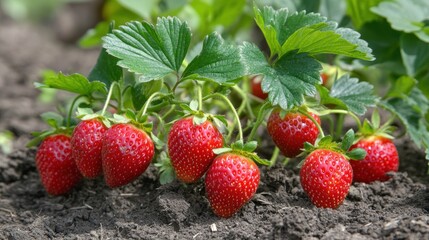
[1,20,429,240]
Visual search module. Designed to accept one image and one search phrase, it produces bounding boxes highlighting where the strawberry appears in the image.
[300,149,353,208]
[205,152,260,218]
[71,119,107,178]
[168,116,223,183]
[349,136,398,183]
[35,134,82,195]
[267,109,320,158]
[250,75,268,100]
[102,123,155,188]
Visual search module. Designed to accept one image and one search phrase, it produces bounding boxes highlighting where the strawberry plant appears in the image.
[32,1,429,216]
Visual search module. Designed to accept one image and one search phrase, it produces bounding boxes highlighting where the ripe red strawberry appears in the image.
[35,134,82,195]
[102,123,155,188]
[205,153,260,218]
[250,76,268,100]
[168,116,223,183]
[300,149,353,208]
[71,119,107,178]
[267,109,321,158]
[349,136,399,183]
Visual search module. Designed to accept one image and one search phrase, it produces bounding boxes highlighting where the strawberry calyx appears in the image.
[27,112,73,147]
[356,110,395,141]
[213,140,270,166]
[178,100,228,129]
[154,152,176,185]
[301,129,366,162]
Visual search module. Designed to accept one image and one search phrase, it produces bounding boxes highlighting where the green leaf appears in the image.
[371,0,429,42]
[151,132,165,150]
[103,18,191,82]
[212,115,228,129]
[326,74,377,115]
[341,129,355,151]
[253,5,287,56]
[380,88,429,148]
[239,42,271,76]
[213,148,232,155]
[346,0,383,29]
[262,52,322,110]
[243,141,258,152]
[386,76,417,98]
[182,33,244,84]
[347,148,367,160]
[400,33,429,77]
[39,72,107,96]
[253,6,373,60]
[371,109,380,130]
[282,22,373,60]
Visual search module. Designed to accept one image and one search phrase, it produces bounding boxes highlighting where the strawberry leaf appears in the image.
[380,87,429,149]
[150,133,165,150]
[182,33,244,85]
[103,18,191,82]
[371,0,429,43]
[37,72,107,96]
[320,74,377,115]
[262,52,322,110]
[400,34,429,77]
[254,6,373,60]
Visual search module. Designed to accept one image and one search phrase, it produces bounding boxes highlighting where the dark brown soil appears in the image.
[1,19,429,240]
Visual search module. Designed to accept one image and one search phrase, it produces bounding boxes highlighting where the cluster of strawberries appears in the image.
[252,76,400,209]
[35,115,260,218]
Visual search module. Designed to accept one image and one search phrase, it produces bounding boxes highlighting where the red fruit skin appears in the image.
[102,123,155,188]
[205,153,260,218]
[35,134,82,195]
[300,149,353,209]
[71,119,107,178]
[320,73,329,86]
[267,110,321,158]
[251,76,268,100]
[168,117,223,183]
[349,136,399,183]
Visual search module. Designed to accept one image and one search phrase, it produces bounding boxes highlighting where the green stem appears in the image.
[197,82,203,111]
[205,93,243,142]
[161,105,176,120]
[269,147,280,168]
[101,82,117,116]
[335,114,345,140]
[248,101,271,141]
[232,85,254,119]
[318,109,362,129]
[66,95,86,128]
[138,92,165,119]
[298,109,325,138]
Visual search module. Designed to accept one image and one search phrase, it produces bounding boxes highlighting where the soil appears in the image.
[1,18,429,240]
